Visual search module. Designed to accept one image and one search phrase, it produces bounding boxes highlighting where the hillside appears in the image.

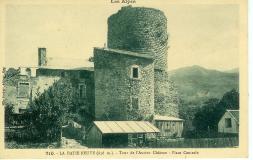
[224,68,239,73]
[169,65,239,107]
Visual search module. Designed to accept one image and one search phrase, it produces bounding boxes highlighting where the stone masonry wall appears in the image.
[108,6,168,70]
[154,69,179,117]
[94,48,154,120]
[106,6,180,119]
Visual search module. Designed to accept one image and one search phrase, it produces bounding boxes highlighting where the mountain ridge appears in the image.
[168,65,239,107]
[169,65,238,75]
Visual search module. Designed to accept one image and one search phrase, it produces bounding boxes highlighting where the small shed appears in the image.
[218,110,239,134]
[153,115,184,138]
[86,121,160,148]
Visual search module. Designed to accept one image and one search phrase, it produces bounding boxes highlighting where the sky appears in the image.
[4,2,239,71]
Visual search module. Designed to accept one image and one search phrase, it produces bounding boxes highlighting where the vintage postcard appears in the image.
[0,0,248,159]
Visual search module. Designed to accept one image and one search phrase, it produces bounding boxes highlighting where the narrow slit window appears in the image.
[132,67,139,79]
[78,83,86,98]
[131,97,139,110]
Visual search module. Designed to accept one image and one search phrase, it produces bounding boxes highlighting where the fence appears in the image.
[5,126,61,143]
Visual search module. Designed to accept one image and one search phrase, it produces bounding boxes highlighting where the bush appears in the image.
[4,103,14,127]
[27,78,77,142]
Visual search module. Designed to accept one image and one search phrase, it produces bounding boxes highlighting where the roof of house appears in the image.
[95,47,154,60]
[93,121,160,134]
[227,110,239,123]
[39,57,94,71]
[154,115,184,121]
[39,66,94,71]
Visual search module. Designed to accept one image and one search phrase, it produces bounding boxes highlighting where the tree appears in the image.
[192,98,219,131]
[213,89,239,125]
[179,98,201,132]
[5,103,14,127]
[3,67,20,86]
[28,78,77,142]
[218,89,239,109]
[192,89,239,133]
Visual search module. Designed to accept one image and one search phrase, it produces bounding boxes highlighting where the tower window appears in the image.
[131,65,140,79]
[133,68,138,78]
[131,97,139,110]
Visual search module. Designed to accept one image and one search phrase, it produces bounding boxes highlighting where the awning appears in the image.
[94,121,160,134]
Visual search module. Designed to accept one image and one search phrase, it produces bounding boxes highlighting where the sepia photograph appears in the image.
[0,0,248,159]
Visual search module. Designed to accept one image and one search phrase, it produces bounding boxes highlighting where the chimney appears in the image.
[38,48,47,66]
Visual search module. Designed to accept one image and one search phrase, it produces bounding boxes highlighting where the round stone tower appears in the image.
[107,6,168,70]
[105,6,179,118]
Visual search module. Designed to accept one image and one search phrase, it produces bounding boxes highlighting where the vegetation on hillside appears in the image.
[170,65,239,107]
[193,89,239,132]
[179,89,239,138]
[173,66,239,133]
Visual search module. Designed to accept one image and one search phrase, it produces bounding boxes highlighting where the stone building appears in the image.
[94,48,154,120]
[3,48,95,116]
[4,6,180,125]
[95,6,179,120]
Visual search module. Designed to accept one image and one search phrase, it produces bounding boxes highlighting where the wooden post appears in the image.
[61,128,62,140]
[155,133,158,148]
[143,133,146,147]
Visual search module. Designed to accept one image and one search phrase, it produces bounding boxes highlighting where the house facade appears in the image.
[3,48,95,117]
[218,110,239,134]
[153,115,184,138]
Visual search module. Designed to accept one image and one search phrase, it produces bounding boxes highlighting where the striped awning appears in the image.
[94,121,160,134]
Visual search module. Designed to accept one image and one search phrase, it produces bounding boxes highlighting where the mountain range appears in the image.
[169,65,239,107]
